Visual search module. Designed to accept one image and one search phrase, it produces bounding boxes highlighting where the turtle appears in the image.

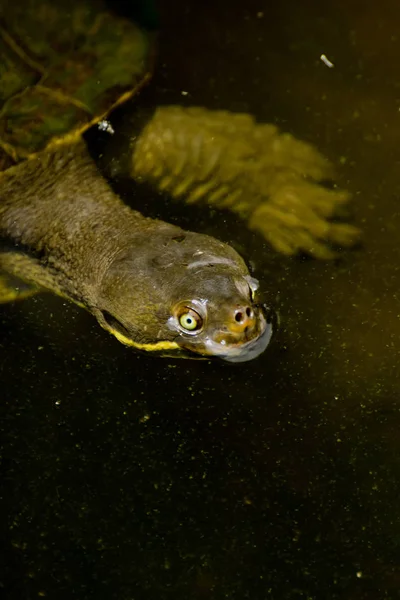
[0,0,359,362]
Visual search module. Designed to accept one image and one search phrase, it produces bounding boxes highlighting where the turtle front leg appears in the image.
[131,106,359,259]
[0,270,39,303]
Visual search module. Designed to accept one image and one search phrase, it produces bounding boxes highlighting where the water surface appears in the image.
[1,0,400,598]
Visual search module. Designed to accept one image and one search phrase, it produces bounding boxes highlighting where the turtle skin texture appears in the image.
[0,0,359,361]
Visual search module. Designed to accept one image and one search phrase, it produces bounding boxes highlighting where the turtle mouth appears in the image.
[177,310,274,362]
[203,312,273,362]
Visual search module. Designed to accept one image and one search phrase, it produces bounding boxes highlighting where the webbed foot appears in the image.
[132,106,360,258]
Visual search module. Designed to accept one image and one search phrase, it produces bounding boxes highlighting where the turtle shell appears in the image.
[0,0,153,170]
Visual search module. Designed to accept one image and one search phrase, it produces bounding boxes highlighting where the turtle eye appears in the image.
[248,284,258,303]
[246,276,259,301]
[178,308,203,332]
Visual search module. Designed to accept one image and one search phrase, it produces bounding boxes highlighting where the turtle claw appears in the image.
[247,177,360,258]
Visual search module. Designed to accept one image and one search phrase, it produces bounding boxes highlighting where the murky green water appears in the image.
[1,0,400,598]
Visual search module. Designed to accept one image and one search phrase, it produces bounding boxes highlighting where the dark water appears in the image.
[1,0,400,598]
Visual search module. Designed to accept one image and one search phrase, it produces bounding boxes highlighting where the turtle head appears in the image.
[94,228,273,362]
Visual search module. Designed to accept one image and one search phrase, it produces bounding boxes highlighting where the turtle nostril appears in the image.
[234,307,254,324]
[229,306,257,335]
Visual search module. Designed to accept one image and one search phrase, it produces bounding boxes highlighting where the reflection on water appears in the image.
[1,0,400,597]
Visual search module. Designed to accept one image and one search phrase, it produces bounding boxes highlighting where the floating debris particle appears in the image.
[139,413,151,423]
[98,119,115,134]
[320,54,335,68]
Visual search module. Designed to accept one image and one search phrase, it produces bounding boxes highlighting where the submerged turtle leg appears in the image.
[131,106,360,259]
[0,270,39,303]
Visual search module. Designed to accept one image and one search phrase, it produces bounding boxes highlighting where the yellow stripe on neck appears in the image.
[109,327,180,353]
